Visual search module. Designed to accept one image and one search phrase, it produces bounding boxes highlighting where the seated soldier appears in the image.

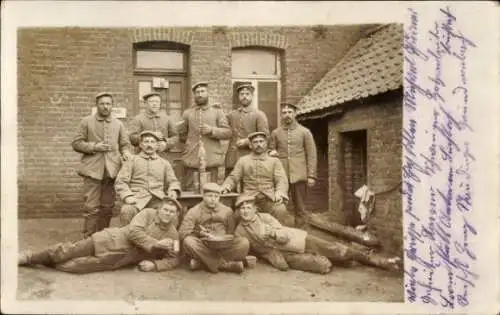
[179,182,249,274]
[18,197,182,274]
[234,195,401,274]
[115,130,181,226]
[221,131,291,226]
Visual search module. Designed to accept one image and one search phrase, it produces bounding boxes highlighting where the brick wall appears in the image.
[18,25,370,218]
[327,90,403,254]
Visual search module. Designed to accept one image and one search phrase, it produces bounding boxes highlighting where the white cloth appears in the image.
[354,185,375,223]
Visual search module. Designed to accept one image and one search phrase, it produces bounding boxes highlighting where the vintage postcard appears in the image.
[1,1,499,314]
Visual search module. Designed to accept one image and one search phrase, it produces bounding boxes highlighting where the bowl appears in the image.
[202,234,235,250]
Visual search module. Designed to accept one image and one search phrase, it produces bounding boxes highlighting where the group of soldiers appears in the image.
[18,82,399,275]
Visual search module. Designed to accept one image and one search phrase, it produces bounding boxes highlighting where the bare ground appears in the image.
[17,218,403,302]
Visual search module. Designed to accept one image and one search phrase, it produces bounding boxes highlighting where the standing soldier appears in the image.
[225,83,269,176]
[128,92,178,159]
[178,82,232,190]
[72,92,132,238]
[269,103,317,229]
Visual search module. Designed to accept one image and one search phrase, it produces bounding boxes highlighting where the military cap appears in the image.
[161,196,182,212]
[142,92,161,100]
[139,130,163,141]
[235,194,256,208]
[236,83,255,93]
[280,102,299,111]
[95,92,113,100]
[191,81,209,92]
[247,131,268,141]
[202,182,222,194]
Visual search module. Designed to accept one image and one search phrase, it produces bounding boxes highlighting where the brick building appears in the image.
[296,24,403,254]
[18,25,377,218]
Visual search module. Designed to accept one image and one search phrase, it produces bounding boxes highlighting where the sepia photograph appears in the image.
[15,21,404,302]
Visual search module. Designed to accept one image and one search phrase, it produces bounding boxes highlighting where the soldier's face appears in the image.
[140,136,158,155]
[96,96,113,117]
[238,89,253,107]
[158,203,178,225]
[281,107,296,124]
[250,136,268,154]
[194,87,209,106]
[202,192,220,208]
[146,95,161,114]
[239,202,257,221]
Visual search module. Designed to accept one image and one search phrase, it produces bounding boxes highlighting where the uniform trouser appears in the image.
[255,195,292,226]
[119,197,163,227]
[82,172,116,238]
[182,235,249,273]
[289,181,309,228]
[183,166,219,192]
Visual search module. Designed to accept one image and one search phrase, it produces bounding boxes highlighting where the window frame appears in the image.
[231,48,282,79]
[133,41,190,75]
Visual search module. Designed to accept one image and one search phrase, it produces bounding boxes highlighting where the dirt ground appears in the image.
[17,218,403,302]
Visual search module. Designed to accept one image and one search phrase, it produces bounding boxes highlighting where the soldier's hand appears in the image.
[94,142,111,152]
[236,139,248,148]
[274,193,283,204]
[156,238,174,251]
[167,190,178,199]
[157,140,167,152]
[122,151,133,161]
[307,178,316,187]
[268,150,278,157]
[199,124,213,135]
[220,187,230,194]
[124,196,137,205]
[138,260,156,272]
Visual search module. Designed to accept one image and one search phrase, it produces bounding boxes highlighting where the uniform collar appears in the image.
[238,106,253,113]
[201,202,220,214]
[195,104,210,111]
[250,152,269,161]
[282,121,298,130]
[145,110,161,118]
[139,152,159,160]
[95,114,112,123]
[240,214,259,226]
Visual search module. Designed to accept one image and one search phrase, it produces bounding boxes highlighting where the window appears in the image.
[133,41,189,125]
[231,48,282,132]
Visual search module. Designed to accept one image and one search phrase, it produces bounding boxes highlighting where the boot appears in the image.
[18,249,53,266]
[219,261,244,274]
[83,209,100,238]
[262,250,289,271]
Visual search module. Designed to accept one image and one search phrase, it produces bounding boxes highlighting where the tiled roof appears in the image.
[297,24,403,116]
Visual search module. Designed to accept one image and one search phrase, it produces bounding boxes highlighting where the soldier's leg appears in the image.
[119,204,139,227]
[98,173,116,231]
[283,252,332,274]
[19,237,95,267]
[304,234,353,266]
[219,236,249,262]
[182,235,222,273]
[291,181,310,229]
[82,176,103,238]
[268,200,294,227]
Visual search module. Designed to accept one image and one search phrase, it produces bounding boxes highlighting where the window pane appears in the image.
[168,81,182,102]
[136,50,184,70]
[232,50,277,76]
[258,81,278,132]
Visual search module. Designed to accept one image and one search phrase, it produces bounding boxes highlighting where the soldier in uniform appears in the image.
[225,83,269,176]
[128,92,178,159]
[269,103,317,229]
[18,197,182,274]
[179,183,249,274]
[178,82,232,190]
[221,132,291,226]
[71,92,133,238]
[115,130,181,226]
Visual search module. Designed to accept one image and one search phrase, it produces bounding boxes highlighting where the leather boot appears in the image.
[18,249,54,266]
[83,208,100,238]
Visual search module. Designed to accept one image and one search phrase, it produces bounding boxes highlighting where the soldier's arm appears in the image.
[151,232,181,271]
[209,109,232,140]
[71,118,96,154]
[273,158,289,199]
[164,161,181,195]
[118,122,133,155]
[268,129,277,151]
[128,209,161,252]
[257,111,270,137]
[178,110,189,143]
[165,116,179,149]
[114,158,135,201]
[304,129,318,179]
[221,158,243,191]
[128,117,143,147]
[178,207,198,240]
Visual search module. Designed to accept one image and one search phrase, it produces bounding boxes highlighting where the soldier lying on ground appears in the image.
[234,194,401,274]
[18,197,182,274]
[179,182,250,274]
